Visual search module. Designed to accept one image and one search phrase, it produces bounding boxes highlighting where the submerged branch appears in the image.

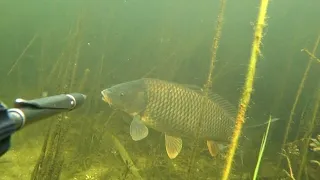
[109,133,143,180]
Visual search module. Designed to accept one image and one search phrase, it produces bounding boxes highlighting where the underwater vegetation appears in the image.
[309,134,320,170]
[0,0,320,180]
[222,0,269,179]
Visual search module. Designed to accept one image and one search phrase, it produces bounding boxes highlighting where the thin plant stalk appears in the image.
[279,34,320,166]
[252,116,273,180]
[31,12,86,179]
[222,0,269,179]
[110,133,143,180]
[78,68,90,92]
[280,151,296,180]
[187,0,226,177]
[301,48,320,63]
[7,34,38,76]
[297,86,320,179]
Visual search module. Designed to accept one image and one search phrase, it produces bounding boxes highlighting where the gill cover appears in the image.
[101,79,147,115]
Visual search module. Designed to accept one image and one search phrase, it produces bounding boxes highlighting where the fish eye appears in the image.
[120,92,125,97]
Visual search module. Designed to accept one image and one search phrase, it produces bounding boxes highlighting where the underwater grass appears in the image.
[310,134,320,154]
[186,0,226,178]
[281,34,320,164]
[203,0,226,92]
[271,37,296,115]
[222,0,269,179]
[279,34,320,171]
[294,100,309,141]
[78,68,91,92]
[110,133,143,180]
[280,150,296,180]
[252,116,273,180]
[90,53,105,112]
[302,48,320,63]
[297,84,320,179]
[31,12,87,179]
[7,34,38,76]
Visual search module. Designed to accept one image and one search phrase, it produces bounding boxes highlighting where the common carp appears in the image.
[101,78,276,159]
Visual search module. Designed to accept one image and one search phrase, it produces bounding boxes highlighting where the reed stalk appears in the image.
[186,0,226,178]
[222,0,269,179]
[7,34,38,76]
[279,34,320,167]
[252,116,273,180]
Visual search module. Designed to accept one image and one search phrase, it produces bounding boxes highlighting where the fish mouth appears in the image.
[101,89,112,105]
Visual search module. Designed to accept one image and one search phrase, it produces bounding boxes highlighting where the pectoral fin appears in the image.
[207,140,220,157]
[165,134,182,159]
[130,115,148,141]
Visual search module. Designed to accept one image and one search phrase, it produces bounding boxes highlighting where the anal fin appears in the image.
[207,140,220,157]
[165,134,182,159]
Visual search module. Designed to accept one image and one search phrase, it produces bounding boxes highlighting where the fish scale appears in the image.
[101,78,244,159]
[142,78,235,142]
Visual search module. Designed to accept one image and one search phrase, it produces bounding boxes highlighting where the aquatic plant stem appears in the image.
[186,0,226,178]
[204,0,226,92]
[301,48,320,63]
[294,102,308,140]
[110,133,143,179]
[78,68,90,92]
[297,84,320,179]
[252,116,272,180]
[32,12,86,179]
[279,34,320,167]
[280,151,296,180]
[7,34,38,75]
[46,50,65,85]
[221,0,269,179]
[91,53,105,112]
[69,16,83,91]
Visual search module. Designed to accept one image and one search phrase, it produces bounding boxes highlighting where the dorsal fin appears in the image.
[207,92,238,117]
[182,84,238,117]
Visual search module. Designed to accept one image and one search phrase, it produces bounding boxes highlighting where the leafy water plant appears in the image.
[309,134,320,166]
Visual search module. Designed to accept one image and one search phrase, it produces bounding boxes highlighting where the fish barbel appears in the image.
[101,78,276,159]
